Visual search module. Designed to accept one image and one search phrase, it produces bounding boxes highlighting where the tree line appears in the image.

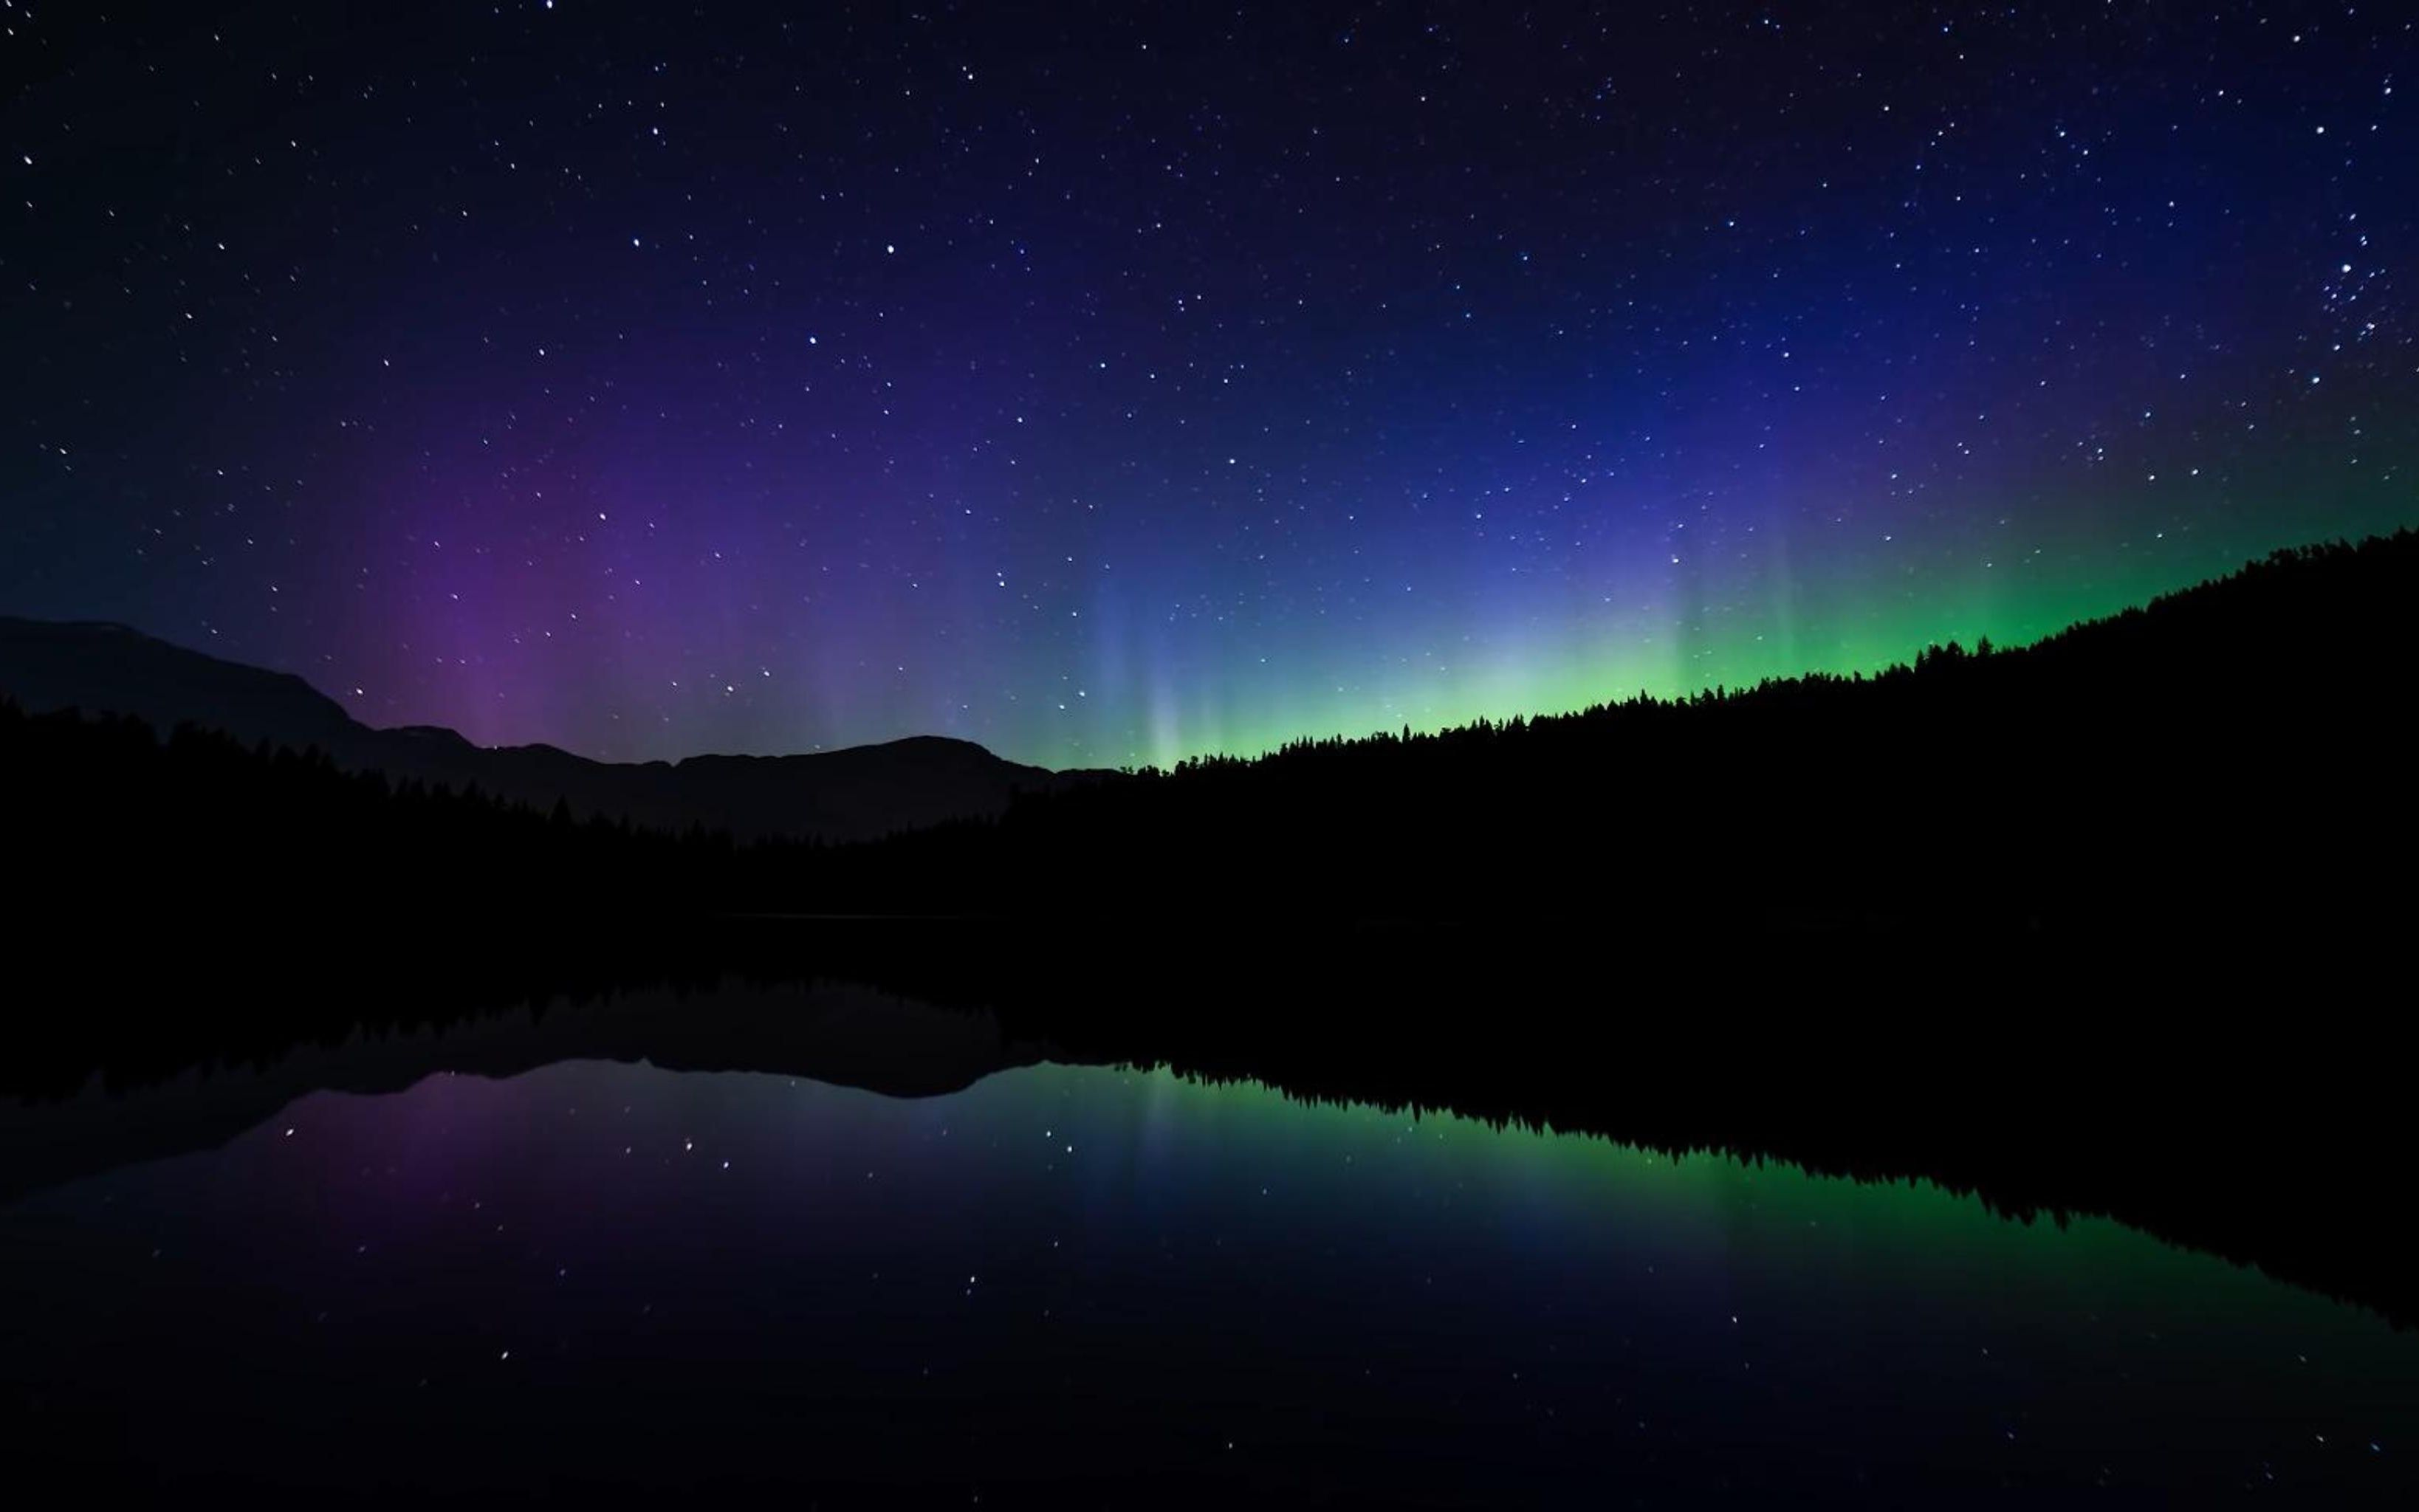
[6,530,2412,934]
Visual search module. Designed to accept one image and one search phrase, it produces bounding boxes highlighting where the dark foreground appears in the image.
[2,919,2413,1502]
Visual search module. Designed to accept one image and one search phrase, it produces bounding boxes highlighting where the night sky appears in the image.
[4,3,2411,768]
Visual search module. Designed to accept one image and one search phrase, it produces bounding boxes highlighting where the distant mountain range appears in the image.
[0,616,1080,841]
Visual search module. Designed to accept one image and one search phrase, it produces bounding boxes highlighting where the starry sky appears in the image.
[3,2,2412,768]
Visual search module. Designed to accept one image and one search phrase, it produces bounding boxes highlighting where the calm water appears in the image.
[4,1047,2415,1501]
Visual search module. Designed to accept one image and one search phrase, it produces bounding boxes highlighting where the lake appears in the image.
[3,984,2412,1501]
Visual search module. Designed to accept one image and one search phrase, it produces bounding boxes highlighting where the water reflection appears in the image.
[4,1048,2413,1499]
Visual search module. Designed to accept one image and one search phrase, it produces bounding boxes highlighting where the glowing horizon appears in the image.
[4,4,2409,772]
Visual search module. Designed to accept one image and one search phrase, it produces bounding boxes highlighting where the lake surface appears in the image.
[4,1029,2415,1501]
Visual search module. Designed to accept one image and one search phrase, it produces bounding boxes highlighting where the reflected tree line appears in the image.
[8,531,2412,936]
[1,909,2412,1329]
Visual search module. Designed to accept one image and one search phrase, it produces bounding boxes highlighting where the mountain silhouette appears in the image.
[5,530,2414,926]
[0,617,362,752]
[0,615,1074,842]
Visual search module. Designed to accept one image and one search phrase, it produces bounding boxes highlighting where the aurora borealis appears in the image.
[4,2,2412,768]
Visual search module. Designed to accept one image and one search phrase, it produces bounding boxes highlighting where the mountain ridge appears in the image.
[0,614,1071,842]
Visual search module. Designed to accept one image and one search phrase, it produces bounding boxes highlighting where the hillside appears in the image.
[791,530,2418,928]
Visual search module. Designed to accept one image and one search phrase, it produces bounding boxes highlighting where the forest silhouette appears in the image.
[8,530,2412,936]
